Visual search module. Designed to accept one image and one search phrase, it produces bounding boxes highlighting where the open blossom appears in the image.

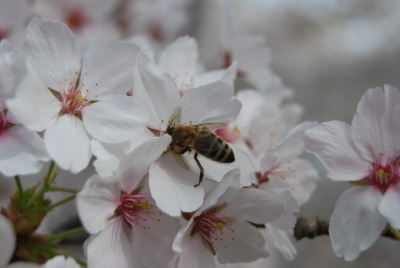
[304,85,400,261]
[132,53,256,216]
[77,135,180,268]
[216,89,303,159]
[33,0,120,49]
[0,215,15,267]
[7,18,150,173]
[0,0,30,49]
[172,169,285,268]
[124,0,189,43]
[0,39,48,177]
[218,0,283,93]
[158,36,237,96]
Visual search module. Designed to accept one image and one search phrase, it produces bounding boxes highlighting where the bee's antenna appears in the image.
[161,117,175,136]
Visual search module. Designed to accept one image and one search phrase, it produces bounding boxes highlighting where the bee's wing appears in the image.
[193,122,227,131]
[189,132,225,156]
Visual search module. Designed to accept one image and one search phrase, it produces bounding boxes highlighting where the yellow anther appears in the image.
[73,93,84,101]
[216,222,224,230]
[139,200,149,209]
[376,169,386,178]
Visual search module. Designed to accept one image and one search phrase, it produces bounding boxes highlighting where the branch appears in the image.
[293,216,399,241]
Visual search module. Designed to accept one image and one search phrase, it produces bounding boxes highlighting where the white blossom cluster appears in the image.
[0,0,399,267]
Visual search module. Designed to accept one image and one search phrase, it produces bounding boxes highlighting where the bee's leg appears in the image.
[178,148,188,155]
[194,152,204,187]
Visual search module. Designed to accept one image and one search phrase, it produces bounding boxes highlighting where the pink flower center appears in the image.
[192,208,234,255]
[223,50,246,77]
[368,155,400,192]
[119,193,156,229]
[255,171,270,184]
[215,126,241,144]
[65,7,87,31]
[0,108,13,135]
[0,27,8,41]
[59,89,89,119]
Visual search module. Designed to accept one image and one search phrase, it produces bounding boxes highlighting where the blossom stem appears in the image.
[47,227,86,243]
[26,161,60,206]
[48,186,79,194]
[74,258,87,267]
[45,161,55,186]
[14,175,26,211]
[14,175,23,193]
[388,224,400,240]
[43,195,76,211]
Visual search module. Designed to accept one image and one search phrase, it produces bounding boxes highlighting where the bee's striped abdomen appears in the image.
[194,133,235,163]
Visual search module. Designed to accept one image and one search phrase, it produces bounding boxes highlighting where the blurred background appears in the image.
[1,0,400,267]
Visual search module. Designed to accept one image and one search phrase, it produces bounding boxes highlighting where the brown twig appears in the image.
[293,216,399,241]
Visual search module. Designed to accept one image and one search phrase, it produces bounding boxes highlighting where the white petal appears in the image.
[44,114,91,173]
[85,218,142,268]
[216,220,268,264]
[178,234,215,268]
[42,256,80,268]
[330,186,386,261]
[132,209,180,268]
[91,130,154,178]
[265,224,297,261]
[0,125,48,176]
[222,187,285,225]
[117,135,171,193]
[159,36,198,81]
[0,39,24,104]
[277,121,317,164]
[272,158,318,206]
[81,41,141,99]
[180,81,241,126]
[83,96,151,144]
[77,175,120,234]
[304,121,369,181]
[258,176,298,230]
[0,215,15,267]
[134,53,180,131]
[24,18,80,92]
[351,86,400,163]
[6,63,61,132]
[149,152,204,216]
[194,61,237,90]
[378,184,400,229]
[259,141,279,174]
[202,168,240,211]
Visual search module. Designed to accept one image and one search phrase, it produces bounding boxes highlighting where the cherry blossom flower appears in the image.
[0,215,15,267]
[41,256,80,268]
[158,36,237,96]
[77,135,180,268]
[33,0,120,49]
[218,0,275,92]
[124,0,189,43]
[304,85,400,261]
[215,89,303,159]
[133,53,256,216]
[0,39,48,177]
[7,18,150,173]
[172,169,285,268]
[0,0,30,49]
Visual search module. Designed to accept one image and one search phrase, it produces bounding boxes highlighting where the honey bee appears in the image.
[166,122,235,187]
